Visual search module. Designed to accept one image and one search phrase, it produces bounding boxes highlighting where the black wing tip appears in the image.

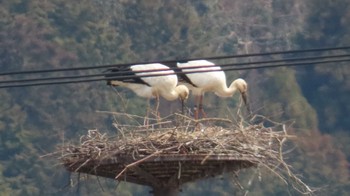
[104,68,119,80]
[102,68,115,73]
[177,60,188,64]
[104,69,114,85]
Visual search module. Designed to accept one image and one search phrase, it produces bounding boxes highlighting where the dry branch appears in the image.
[52,113,313,195]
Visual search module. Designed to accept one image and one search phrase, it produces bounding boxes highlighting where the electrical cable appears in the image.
[1,57,349,88]
[1,46,349,76]
[0,53,349,85]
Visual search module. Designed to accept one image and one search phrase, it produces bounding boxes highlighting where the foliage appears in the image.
[295,0,350,133]
[0,0,349,195]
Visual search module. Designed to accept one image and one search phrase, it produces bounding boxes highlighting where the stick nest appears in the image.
[54,113,314,195]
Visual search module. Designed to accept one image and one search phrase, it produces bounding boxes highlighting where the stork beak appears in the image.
[180,97,188,114]
[241,91,252,115]
[181,99,185,114]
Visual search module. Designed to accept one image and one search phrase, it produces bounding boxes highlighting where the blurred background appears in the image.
[0,0,349,195]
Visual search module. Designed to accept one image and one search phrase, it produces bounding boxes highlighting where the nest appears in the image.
[54,112,314,195]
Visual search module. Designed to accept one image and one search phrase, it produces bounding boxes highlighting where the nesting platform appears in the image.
[65,154,255,188]
[55,115,313,195]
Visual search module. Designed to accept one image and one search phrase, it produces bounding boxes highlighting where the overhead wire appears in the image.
[0,46,350,76]
[1,55,350,88]
[0,46,350,88]
[0,53,349,85]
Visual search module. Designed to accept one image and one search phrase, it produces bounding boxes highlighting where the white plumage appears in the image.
[176,60,249,118]
[105,63,189,102]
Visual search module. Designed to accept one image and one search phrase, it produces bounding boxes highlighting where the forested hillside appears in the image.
[1,0,349,195]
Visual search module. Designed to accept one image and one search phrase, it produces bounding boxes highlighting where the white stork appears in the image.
[104,63,189,116]
[173,60,250,119]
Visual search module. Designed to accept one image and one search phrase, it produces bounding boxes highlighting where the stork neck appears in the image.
[161,89,179,101]
[215,82,239,97]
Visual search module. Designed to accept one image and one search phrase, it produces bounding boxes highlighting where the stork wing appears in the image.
[163,61,198,87]
[104,65,150,86]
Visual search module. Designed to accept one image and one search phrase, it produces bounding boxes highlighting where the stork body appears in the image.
[105,63,189,123]
[175,60,249,119]
[105,63,189,101]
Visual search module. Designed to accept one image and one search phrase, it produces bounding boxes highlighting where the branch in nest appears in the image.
[50,113,314,195]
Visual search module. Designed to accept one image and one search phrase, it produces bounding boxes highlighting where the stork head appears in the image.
[234,78,247,93]
[175,85,189,114]
[233,78,251,114]
[176,85,190,101]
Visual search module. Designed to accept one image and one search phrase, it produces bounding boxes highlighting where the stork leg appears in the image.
[194,95,200,120]
[198,95,207,119]
[154,94,161,124]
[144,99,151,128]
[193,95,207,131]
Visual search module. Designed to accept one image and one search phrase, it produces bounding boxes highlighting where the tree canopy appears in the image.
[0,0,349,195]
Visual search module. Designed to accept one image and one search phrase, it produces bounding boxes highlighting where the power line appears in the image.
[225,58,350,71]
[1,53,349,85]
[202,45,350,60]
[1,46,350,76]
[1,57,349,88]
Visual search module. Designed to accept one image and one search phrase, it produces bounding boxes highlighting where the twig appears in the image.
[74,158,91,172]
[96,110,159,121]
[201,151,213,165]
[51,112,314,195]
[114,150,163,180]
